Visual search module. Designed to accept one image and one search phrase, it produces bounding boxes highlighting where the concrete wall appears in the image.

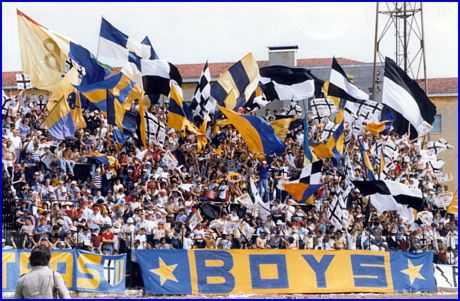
[429,96,458,192]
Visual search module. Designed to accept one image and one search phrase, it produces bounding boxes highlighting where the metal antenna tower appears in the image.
[372,2,428,98]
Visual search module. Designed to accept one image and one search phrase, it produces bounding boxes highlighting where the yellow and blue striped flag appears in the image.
[359,140,376,181]
[44,97,77,140]
[210,53,259,111]
[75,72,143,135]
[217,98,285,161]
[313,109,344,165]
[168,85,208,152]
[47,67,86,129]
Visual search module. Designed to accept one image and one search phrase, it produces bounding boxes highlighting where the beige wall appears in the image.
[182,82,198,104]
[429,95,458,192]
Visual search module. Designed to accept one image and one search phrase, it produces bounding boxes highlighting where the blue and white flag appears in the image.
[98,17,153,71]
[98,17,182,98]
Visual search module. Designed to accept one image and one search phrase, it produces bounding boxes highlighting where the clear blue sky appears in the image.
[2,2,458,78]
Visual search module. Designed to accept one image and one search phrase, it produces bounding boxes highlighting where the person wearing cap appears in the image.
[121,217,136,242]
[73,209,87,231]
[33,217,51,241]
[88,206,104,229]
[135,227,147,245]
[67,225,78,247]
[101,227,115,254]
[77,226,91,248]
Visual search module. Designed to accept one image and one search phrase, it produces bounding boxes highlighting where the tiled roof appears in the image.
[2,71,18,87]
[177,57,363,79]
[2,57,361,86]
[418,77,458,95]
[3,63,457,96]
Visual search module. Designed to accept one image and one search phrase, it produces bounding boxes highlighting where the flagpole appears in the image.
[96,15,103,59]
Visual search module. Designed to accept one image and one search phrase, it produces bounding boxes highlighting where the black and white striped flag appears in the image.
[141,59,183,98]
[328,57,369,102]
[2,90,12,119]
[427,138,453,155]
[188,61,216,124]
[382,57,437,139]
[353,180,423,222]
[259,65,321,102]
[311,98,337,122]
[144,111,166,146]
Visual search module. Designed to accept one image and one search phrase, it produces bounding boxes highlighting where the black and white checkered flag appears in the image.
[429,159,445,174]
[321,121,338,141]
[144,111,166,146]
[372,138,398,161]
[16,74,32,90]
[344,99,383,138]
[2,90,12,119]
[327,192,349,231]
[311,98,337,122]
[427,138,453,155]
[62,58,86,81]
[189,61,216,124]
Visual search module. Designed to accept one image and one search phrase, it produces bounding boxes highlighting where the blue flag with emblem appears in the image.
[135,250,192,295]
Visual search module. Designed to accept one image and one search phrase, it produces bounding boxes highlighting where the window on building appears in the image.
[432,114,442,133]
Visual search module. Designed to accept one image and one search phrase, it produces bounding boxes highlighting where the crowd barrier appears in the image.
[3,249,456,295]
[2,249,126,293]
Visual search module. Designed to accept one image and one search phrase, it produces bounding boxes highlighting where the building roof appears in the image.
[2,71,18,88]
[2,57,363,86]
[2,62,457,96]
[177,57,364,79]
[418,77,458,96]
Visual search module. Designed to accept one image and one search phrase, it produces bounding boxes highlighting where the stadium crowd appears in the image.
[2,91,458,271]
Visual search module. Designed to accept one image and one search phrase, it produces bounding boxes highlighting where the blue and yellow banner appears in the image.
[2,249,126,293]
[136,250,436,295]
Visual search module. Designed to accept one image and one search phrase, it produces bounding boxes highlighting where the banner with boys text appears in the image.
[136,249,436,295]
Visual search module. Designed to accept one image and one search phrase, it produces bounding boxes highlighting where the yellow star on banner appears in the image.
[150,257,178,286]
[401,259,425,285]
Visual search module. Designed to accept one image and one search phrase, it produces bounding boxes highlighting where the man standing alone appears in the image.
[14,245,71,299]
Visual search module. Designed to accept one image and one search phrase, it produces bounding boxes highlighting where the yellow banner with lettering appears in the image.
[136,249,436,294]
[2,249,125,293]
